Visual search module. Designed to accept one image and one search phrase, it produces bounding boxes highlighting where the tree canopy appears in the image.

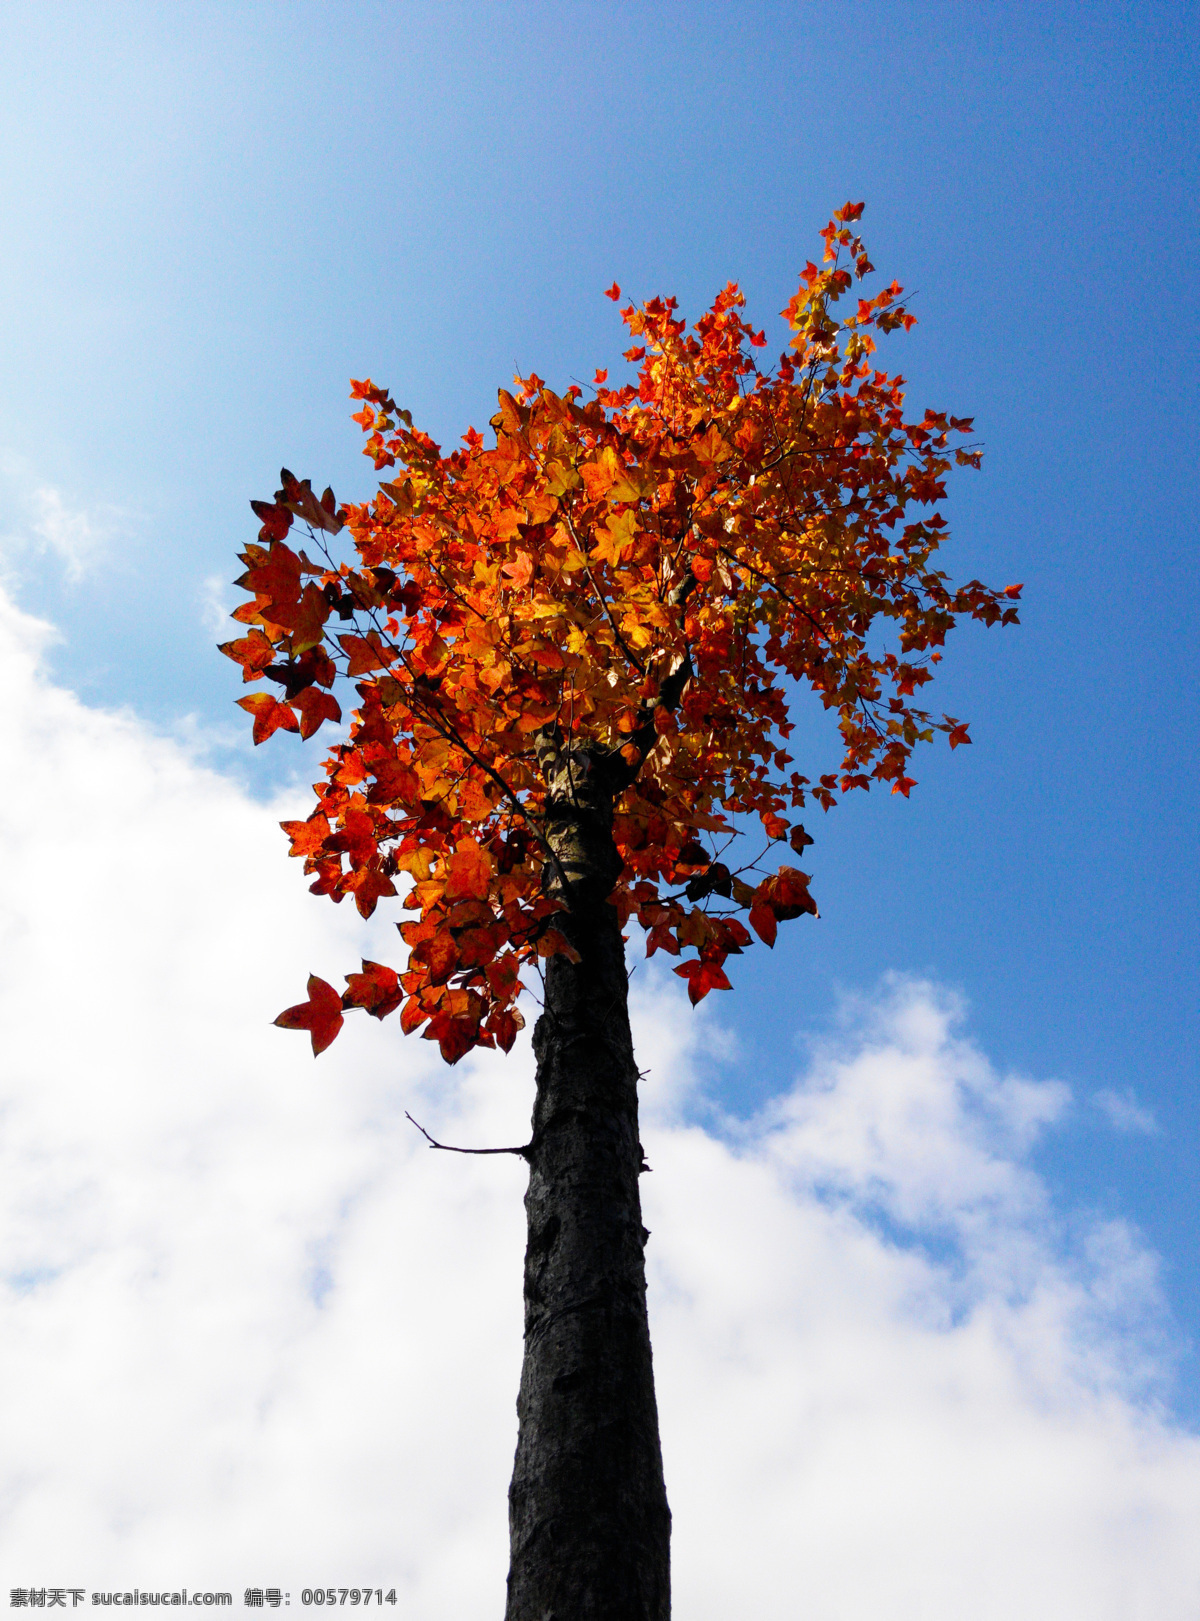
[221,203,1020,1065]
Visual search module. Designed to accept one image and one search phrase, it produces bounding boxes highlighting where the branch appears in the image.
[613,568,698,788]
[562,511,648,678]
[405,1111,532,1161]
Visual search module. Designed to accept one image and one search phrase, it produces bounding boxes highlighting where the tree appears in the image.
[221,203,1020,1620]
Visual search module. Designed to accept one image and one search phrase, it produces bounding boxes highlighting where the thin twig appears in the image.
[405,1111,531,1160]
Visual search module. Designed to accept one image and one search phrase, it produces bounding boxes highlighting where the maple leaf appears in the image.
[274,974,344,1055]
[413,931,458,985]
[769,868,817,918]
[423,1013,478,1065]
[218,629,275,681]
[268,582,331,653]
[250,499,293,542]
[236,542,303,611]
[486,1008,524,1053]
[748,900,777,948]
[280,810,331,859]
[291,687,342,740]
[338,632,394,676]
[502,553,534,590]
[237,692,300,744]
[673,958,733,1005]
[344,859,398,919]
[342,959,403,1019]
[788,825,814,856]
[443,839,494,902]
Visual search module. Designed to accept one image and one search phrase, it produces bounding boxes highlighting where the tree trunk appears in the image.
[505,741,671,1620]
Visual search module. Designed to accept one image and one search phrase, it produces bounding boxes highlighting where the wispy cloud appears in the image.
[26,485,114,579]
[1,453,132,580]
[200,572,235,640]
[1094,1086,1160,1135]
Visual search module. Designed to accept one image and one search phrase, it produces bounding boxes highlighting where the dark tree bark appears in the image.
[505,735,671,1621]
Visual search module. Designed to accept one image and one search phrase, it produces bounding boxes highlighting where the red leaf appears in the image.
[788,824,814,856]
[673,958,733,1005]
[280,810,331,859]
[274,974,344,1055]
[748,900,777,947]
[237,692,300,744]
[420,931,459,986]
[400,997,429,1034]
[236,543,303,610]
[342,960,403,1019]
[344,860,398,919]
[604,282,621,301]
[421,1011,477,1065]
[486,1007,524,1053]
[250,499,292,542]
[291,687,342,740]
[267,581,331,652]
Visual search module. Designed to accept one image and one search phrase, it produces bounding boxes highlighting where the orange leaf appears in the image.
[237,692,300,744]
[274,974,344,1055]
[502,552,534,590]
[280,811,331,859]
[443,839,494,902]
[400,996,429,1034]
[338,632,394,676]
[219,629,276,681]
[267,581,331,652]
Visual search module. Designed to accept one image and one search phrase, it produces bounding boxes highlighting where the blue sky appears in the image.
[0,0,1196,1517]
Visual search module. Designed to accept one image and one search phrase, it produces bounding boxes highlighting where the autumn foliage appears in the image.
[222,204,1020,1064]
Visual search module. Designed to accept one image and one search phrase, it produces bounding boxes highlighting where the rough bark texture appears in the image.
[505,738,670,1621]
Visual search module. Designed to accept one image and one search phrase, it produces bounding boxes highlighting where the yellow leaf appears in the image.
[593,510,639,567]
[396,847,436,880]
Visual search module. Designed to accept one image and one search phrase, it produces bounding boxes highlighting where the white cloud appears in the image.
[200,572,235,640]
[1094,1086,1160,1135]
[0,585,1197,1619]
[0,455,130,580]
[26,485,112,579]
